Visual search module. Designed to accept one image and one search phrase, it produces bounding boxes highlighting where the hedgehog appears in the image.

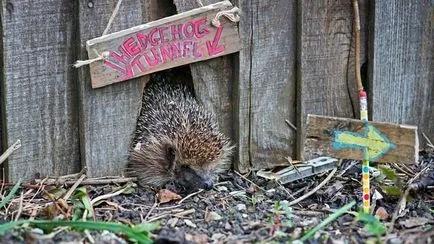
[126,69,233,192]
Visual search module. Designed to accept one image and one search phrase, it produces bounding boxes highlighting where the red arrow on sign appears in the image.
[206,26,225,56]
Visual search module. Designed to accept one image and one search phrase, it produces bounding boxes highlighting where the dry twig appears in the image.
[352,0,363,91]
[36,177,136,186]
[422,132,434,149]
[91,182,134,205]
[285,119,297,131]
[173,208,195,218]
[62,174,86,201]
[388,166,430,232]
[0,139,21,165]
[178,189,204,204]
[14,191,24,221]
[145,199,158,221]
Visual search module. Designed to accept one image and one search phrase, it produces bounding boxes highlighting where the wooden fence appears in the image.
[0,0,432,182]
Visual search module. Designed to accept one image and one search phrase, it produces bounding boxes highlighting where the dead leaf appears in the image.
[157,189,182,203]
[375,207,389,221]
[42,204,59,219]
[399,217,430,228]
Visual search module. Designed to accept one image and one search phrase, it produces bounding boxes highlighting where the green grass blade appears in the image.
[32,220,153,244]
[299,200,356,242]
[0,220,153,244]
[0,220,28,235]
[0,179,21,209]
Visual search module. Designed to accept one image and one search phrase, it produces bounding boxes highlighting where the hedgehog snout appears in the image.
[200,173,214,191]
[174,164,215,191]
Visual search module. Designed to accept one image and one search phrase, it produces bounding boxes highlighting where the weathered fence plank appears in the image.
[1,0,80,181]
[237,0,297,171]
[232,0,249,172]
[77,0,148,177]
[297,0,355,161]
[369,0,434,144]
[173,0,236,170]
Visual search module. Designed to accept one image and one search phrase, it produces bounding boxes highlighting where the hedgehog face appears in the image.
[173,164,214,191]
[166,145,215,191]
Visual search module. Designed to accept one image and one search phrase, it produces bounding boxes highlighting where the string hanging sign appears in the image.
[75,1,241,89]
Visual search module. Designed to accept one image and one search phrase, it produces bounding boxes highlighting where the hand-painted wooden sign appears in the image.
[85,1,241,88]
[332,123,396,161]
[303,114,418,164]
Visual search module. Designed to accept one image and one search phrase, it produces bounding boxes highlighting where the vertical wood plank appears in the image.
[237,0,297,171]
[232,0,250,172]
[77,0,148,177]
[369,0,434,143]
[297,0,356,160]
[172,0,235,170]
[1,0,80,181]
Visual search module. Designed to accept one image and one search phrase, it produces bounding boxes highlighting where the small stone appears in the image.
[211,233,225,241]
[155,229,186,244]
[186,234,208,244]
[217,186,228,192]
[167,218,179,228]
[30,228,44,235]
[236,203,247,211]
[265,190,275,198]
[184,219,197,228]
[235,212,243,222]
[242,214,248,218]
[375,207,389,221]
[224,222,232,230]
[205,211,222,222]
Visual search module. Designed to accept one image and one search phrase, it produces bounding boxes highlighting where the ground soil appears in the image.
[1,149,433,244]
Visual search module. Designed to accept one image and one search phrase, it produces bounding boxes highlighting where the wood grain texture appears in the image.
[77,0,148,177]
[1,0,80,181]
[239,0,297,171]
[304,114,418,164]
[86,1,240,88]
[173,0,236,170]
[232,0,250,172]
[297,0,356,161]
[369,0,434,144]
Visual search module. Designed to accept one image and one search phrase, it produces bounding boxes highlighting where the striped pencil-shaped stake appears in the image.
[359,90,370,213]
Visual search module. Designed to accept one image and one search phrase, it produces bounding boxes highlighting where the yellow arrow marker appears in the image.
[332,123,396,161]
